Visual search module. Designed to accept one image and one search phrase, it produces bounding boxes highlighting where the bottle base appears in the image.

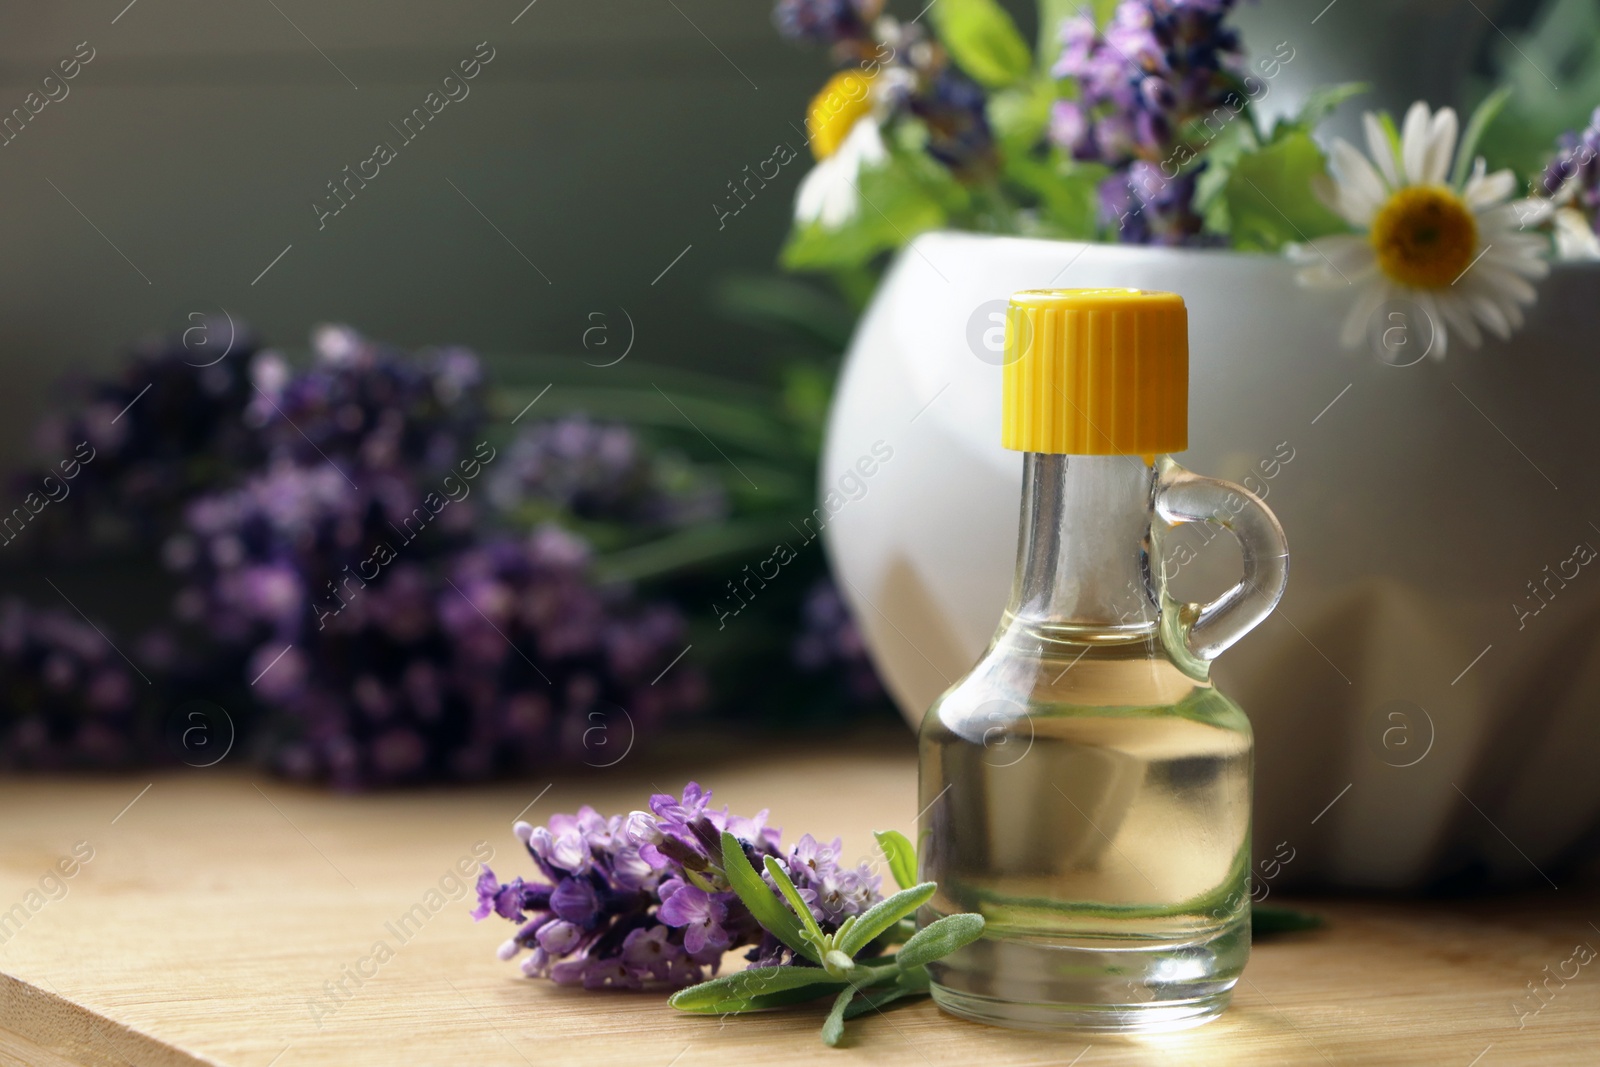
[930,982,1232,1033]
[923,919,1247,1034]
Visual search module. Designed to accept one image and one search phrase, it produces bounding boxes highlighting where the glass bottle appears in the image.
[918,289,1289,1032]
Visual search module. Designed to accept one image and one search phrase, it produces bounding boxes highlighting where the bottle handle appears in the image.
[1152,457,1290,679]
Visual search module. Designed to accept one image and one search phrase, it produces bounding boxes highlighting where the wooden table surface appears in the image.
[0,735,1594,1067]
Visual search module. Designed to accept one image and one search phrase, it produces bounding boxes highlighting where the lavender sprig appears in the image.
[475,785,984,1047]
[671,829,983,1047]
[474,782,884,987]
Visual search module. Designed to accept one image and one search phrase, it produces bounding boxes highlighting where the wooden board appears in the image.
[0,735,1594,1066]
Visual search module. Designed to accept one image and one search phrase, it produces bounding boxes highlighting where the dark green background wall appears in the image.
[0,0,857,468]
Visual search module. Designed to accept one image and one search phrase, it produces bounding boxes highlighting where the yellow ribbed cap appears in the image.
[1001,288,1188,455]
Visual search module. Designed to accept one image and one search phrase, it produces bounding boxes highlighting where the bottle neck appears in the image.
[1006,453,1158,634]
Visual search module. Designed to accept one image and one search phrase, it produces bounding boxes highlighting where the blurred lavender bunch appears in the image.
[260,529,702,790]
[793,579,882,705]
[0,598,150,769]
[21,321,262,555]
[247,324,486,481]
[168,458,477,648]
[165,326,705,788]
[475,782,881,988]
[168,324,488,658]
[487,414,726,539]
[1050,0,1244,244]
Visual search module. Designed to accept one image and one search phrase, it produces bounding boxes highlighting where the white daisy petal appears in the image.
[1400,101,1432,186]
[794,160,837,225]
[1310,173,1343,216]
[1475,203,1530,232]
[1292,236,1376,287]
[1327,139,1389,224]
[1467,265,1537,305]
[1415,291,1450,358]
[1313,234,1378,273]
[1554,208,1600,260]
[1363,112,1400,189]
[794,163,831,224]
[1463,167,1516,209]
[1469,293,1513,340]
[792,120,885,230]
[849,118,887,165]
[1509,197,1557,230]
[1422,107,1458,186]
[1502,299,1525,330]
[1480,230,1553,258]
[1436,293,1481,349]
[1483,246,1551,279]
[1339,279,1390,348]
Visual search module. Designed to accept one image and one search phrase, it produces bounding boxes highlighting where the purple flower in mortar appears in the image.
[1049,0,1245,244]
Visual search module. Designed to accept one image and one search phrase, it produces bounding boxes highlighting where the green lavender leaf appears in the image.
[894,913,986,969]
[872,830,918,892]
[590,516,805,584]
[1451,86,1513,188]
[670,966,847,1014]
[1286,82,1369,135]
[821,986,856,1046]
[837,883,937,957]
[763,854,828,945]
[842,966,931,1020]
[1222,130,1349,251]
[720,831,820,963]
[929,0,1032,89]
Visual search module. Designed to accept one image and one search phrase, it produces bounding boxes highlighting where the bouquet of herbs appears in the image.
[771,0,1600,357]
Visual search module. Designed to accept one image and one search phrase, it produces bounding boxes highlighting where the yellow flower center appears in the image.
[806,69,876,161]
[1369,185,1479,289]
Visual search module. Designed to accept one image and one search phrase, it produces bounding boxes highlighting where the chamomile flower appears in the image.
[1291,101,1549,358]
[794,68,888,229]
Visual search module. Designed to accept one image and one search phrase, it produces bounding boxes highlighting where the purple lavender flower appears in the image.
[18,325,263,558]
[783,833,880,925]
[773,0,882,45]
[243,527,703,790]
[165,327,704,790]
[909,67,999,182]
[1539,106,1600,248]
[477,783,884,986]
[657,883,732,954]
[246,326,485,481]
[0,598,148,770]
[487,415,726,534]
[1050,0,1245,244]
